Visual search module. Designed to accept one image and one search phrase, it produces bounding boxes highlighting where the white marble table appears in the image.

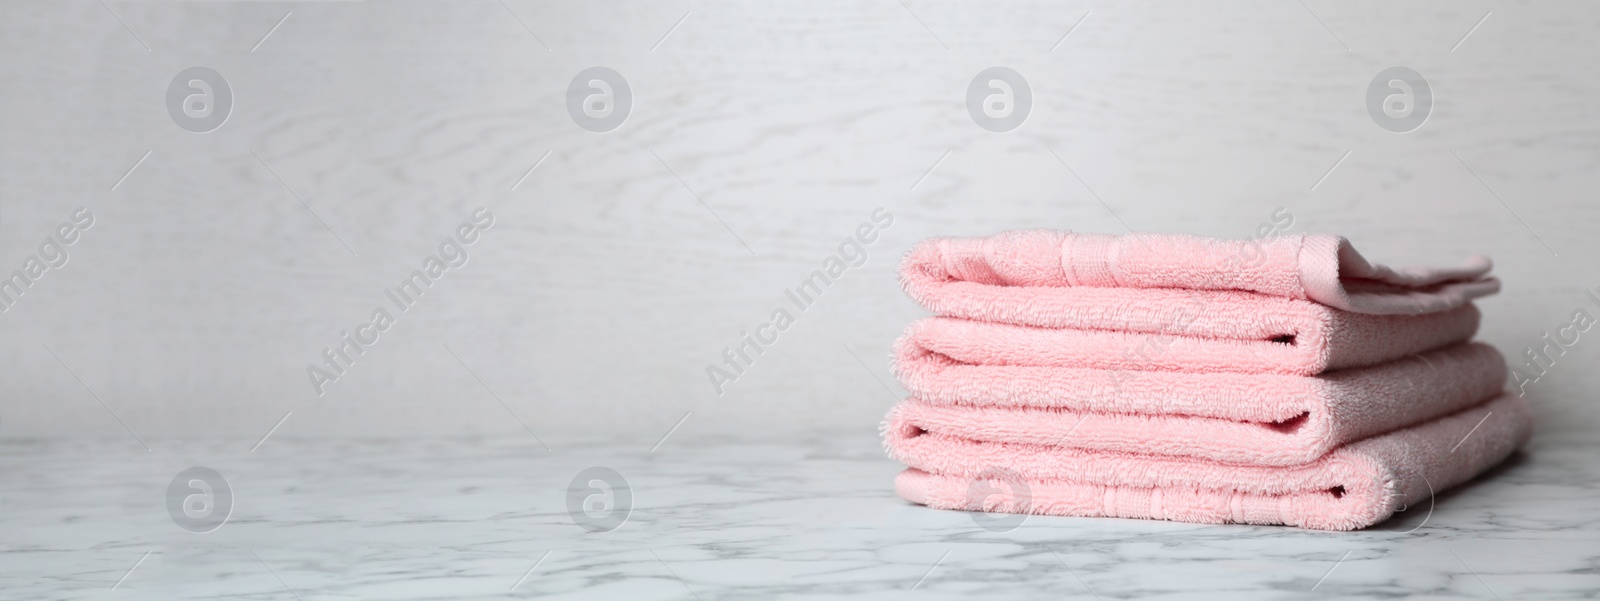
[3,431,1595,600]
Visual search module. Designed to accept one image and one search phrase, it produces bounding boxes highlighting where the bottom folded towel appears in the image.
[890,393,1530,531]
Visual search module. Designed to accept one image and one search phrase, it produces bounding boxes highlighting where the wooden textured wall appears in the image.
[2,1,1596,444]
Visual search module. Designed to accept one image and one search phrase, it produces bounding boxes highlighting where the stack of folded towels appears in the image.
[882,231,1531,530]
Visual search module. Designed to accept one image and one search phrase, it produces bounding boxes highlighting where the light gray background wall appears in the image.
[2,1,1597,445]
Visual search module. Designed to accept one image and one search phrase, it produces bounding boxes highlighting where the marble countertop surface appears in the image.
[3,431,1596,600]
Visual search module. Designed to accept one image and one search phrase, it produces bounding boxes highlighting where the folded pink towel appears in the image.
[901,292,1480,376]
[889,393,1530,530]
[902,230,1499,317]
[887,342,1506,466]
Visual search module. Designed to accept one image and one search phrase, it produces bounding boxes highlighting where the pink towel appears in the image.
[902,231,1499,317]
[888,342,1506,466]
[900,293,1480,376]
[888,393,1530,531]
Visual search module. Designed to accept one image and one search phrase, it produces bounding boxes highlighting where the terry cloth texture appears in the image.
[888,393,1530,531]
[901,230,1499,317]
[887,342,1507,466]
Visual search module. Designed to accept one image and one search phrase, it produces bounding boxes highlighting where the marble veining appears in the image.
[2,431,1596,600]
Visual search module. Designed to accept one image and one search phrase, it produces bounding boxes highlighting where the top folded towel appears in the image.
[902,231,1499,316]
